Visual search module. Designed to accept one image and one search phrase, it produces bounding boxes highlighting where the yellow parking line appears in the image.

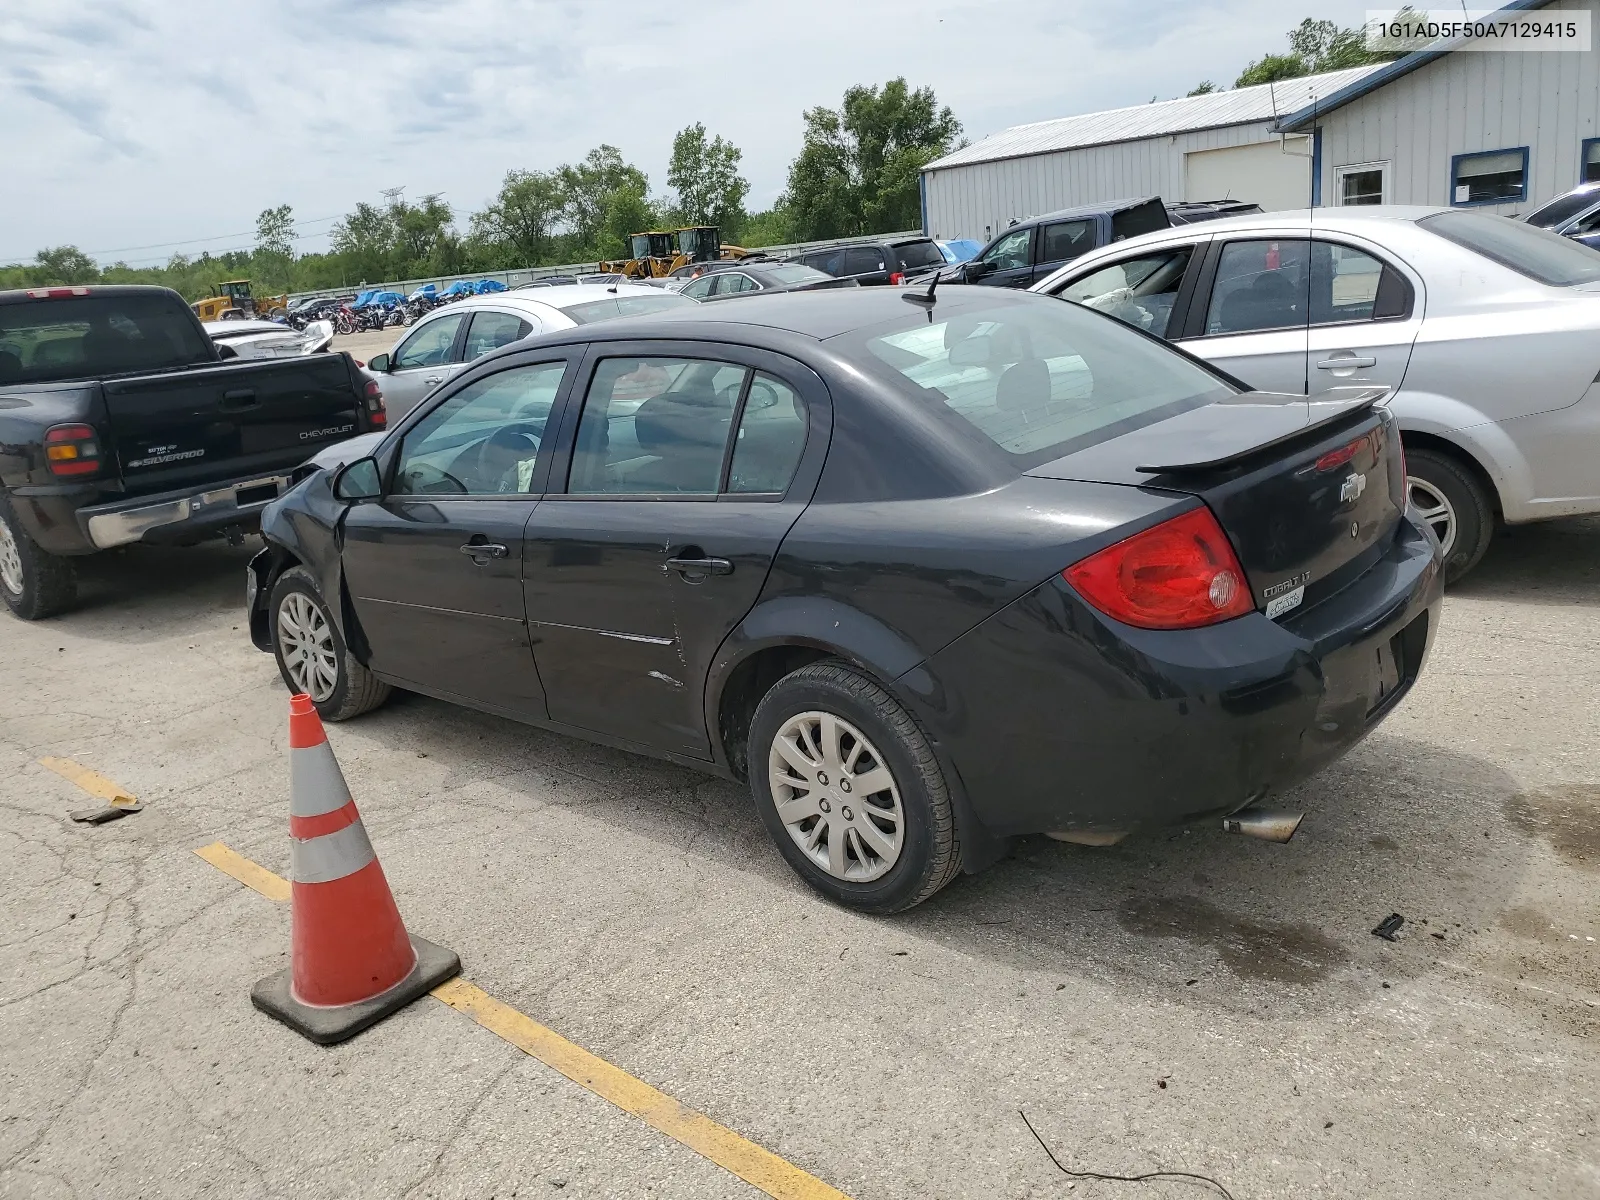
[194,842,854,1200]
[194,841,292,901]
[39,757,138,805]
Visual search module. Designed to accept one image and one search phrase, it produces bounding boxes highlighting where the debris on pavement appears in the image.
[69,801,144,824]
[1372,913,1406,941]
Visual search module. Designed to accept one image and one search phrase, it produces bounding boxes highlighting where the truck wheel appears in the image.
[748,661,961,914]
[268,566,390,721]
[0,494,77,620]
[1405,448,1493,583]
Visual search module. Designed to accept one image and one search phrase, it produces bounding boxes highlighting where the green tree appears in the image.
[667,123,750,235]
[330,201,395,281]
[558,146,648,254]
[1233,15,1403,89]
[1235,52,1309,87]
[783,78,960,242]
[738,206,793,249]
[1187,80,1219,96]
[32,246,101,285]
[600,184,661,258]
[390,193,456,274]
[470,169,565,266]
[253,204,296,292]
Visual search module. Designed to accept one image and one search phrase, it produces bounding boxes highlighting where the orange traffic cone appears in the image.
[251,693,459,1044]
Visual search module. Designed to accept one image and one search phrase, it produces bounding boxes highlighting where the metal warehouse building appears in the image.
[923,0,1600,241]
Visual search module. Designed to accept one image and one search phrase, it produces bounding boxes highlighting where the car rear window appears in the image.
[559,294,697,324]
[0,293,215,385]
[893,240,947,270]
[1110,199,1171,241]
[1524,189,1600,229]
[1418,211,1600,286]
[844,296,1234,468]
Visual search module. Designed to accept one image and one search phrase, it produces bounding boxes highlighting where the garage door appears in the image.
[1185,138,1312,213]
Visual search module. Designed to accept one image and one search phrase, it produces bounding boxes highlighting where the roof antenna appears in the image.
[902,270,938,310]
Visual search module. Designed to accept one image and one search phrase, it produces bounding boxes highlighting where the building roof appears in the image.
[1275,0,1556,131]
[923,66,1382,172]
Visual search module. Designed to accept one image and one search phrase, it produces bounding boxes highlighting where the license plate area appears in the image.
[235,482,280,507]
[1366,610,1428,717]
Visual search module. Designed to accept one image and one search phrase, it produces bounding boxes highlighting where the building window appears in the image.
[1583,138,1600,184]
[1336,162,1389,205]
[1451,148,1528,206]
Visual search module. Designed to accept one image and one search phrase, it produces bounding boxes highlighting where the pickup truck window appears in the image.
[0,294,213,385]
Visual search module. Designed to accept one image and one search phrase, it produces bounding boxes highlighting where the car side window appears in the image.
[983,227,1033,270]
[1204,239,1311,336]
[1058,246,1196,338]
[1040,220,1096,264]
[723,274,757,294]
[463,311,531,361]
[393,313,466,369]
[392,361,567,496]
[727,374,807,494]
[680,275,716,300]
[1308,242,1389,326]
[844,247,884,275]
[567,357,748,495]
[812,249,846,276]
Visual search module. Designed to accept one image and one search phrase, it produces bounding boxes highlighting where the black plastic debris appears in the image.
[1372,913,1405,941]
[70,802,144,825]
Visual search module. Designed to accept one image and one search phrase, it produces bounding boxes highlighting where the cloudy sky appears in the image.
[1,0,1374,266]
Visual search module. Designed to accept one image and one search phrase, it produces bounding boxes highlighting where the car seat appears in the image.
[630,380,732,492]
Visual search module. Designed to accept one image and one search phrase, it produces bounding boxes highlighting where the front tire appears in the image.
[268,566,390,721]
[1405,447,1493,582]
[749,662,961,914]
[0,493,77,620]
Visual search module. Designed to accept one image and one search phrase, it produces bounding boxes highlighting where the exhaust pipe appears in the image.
[1222,808,1304,843]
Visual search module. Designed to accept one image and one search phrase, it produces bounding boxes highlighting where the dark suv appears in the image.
[791,237,947,286]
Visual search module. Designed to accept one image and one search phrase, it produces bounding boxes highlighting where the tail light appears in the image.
[363,378,387,428]
[26,287,91,299]
[43,423,104,478]
[1063,506,1254,629]
[888,271,905,285]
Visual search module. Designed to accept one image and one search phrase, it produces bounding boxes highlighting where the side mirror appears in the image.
[332,457,383,503]
[965,260,995,280]
[216,343,239,360]
[367,352,391,373]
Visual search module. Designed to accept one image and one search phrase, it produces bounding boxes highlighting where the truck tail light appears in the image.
[1063,506,1253,630]
[888,271,905,285]
[363,378,387,428]
[44,423,104,478]
[25,287,91,299]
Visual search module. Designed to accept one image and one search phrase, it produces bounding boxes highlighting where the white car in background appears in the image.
[363,284,698,419]
[204,318,333,359]
[1032,207,1600,579]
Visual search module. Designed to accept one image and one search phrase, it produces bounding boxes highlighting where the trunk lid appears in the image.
[101,354,363,491]
[1028,389,1405,615]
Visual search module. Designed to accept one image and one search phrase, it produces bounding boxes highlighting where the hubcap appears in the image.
[0,512,23,597]
[276,592,339,701]
[1407,475,1457,558]
[769,712,904,882]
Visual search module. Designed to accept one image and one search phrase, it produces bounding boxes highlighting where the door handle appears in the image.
[664,555,733,577]
[220,388,260,412]
[1316,355,1377,370]
[424,376,443,386]
[459,541,509,561]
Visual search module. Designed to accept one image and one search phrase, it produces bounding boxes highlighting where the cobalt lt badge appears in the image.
[1340,472,1367,503]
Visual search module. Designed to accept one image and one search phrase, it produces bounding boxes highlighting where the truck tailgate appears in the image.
[101,355,362,490]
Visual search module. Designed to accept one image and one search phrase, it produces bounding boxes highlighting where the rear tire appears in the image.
[268,566,390,721]
[0,493,77,621]
[1405,448,1493,583]
[749,661,961,914]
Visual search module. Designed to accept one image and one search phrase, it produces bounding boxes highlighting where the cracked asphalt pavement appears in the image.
[2,516,1597,1198]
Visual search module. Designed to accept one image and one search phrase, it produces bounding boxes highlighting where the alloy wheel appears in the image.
[0,512,23,597]
[1407,475,1457,558]
[276,592,339,701]
[768,711,905,882]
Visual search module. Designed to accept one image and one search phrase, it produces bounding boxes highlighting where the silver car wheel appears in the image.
[276,592,339,702]
[768,711,904,882]
[1407,475,1457,558]
[0,512,24,597]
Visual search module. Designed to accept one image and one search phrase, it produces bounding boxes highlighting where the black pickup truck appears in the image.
[0,285,385,620]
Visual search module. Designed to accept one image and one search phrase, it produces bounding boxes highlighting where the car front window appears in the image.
[394,313,465,368]
[983,228,1032,270]
[392,361,568,495]
[1058,247,1195,338]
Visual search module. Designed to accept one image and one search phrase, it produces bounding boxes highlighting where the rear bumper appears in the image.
[903,515,1444,839]
[79,472,292,549]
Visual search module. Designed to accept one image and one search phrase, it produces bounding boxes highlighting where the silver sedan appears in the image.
[364,284,696,419]
[1031,206,1600,579]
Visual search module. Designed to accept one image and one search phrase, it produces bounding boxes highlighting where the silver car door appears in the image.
[1178,236,1313,395]
[381,311,469,418]
[1304,239,1421,397]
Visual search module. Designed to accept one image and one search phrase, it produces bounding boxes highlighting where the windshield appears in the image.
[764,265,830,285]
[842,295,1234,468]
[0,293,214,385]
[559,293,697,324]
[895,240,947,270]
[1524,188,1600,229]
[1419,210,1600,286]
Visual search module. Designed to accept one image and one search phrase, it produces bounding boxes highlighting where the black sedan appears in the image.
[246,287,1443,913]
[675,261,856,302]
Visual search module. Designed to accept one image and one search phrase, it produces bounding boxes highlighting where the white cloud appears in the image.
[0,0,1376,264]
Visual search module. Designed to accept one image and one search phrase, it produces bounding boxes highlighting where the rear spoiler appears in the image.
[1137,388,1388,474]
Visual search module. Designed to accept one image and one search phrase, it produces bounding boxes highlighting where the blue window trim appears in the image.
[1450,146,1529,207]
[1582,137,1600,184]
